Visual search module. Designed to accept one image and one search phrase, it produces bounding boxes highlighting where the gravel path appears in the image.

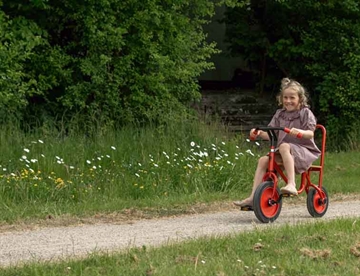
[1,200,360,267]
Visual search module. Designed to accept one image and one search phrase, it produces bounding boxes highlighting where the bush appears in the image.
[1,0,226,128]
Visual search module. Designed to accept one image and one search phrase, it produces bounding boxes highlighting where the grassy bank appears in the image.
[0,120,359,223]
[2,218,360,275]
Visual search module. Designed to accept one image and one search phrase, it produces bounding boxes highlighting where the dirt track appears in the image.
[1,200,360,267]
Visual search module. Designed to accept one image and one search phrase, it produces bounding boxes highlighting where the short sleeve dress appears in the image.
[268,107,321,174]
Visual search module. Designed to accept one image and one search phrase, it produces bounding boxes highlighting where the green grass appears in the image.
[0,119,360,223]
[2,218,360,275]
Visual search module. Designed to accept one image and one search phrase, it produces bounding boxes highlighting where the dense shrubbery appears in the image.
[2,0,360,149]
[224,0,360,149]
[1,0,244,128]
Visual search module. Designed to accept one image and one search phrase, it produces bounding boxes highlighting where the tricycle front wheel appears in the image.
[253,181,282,223]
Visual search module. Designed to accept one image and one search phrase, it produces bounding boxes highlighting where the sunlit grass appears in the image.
[0,119,359,223]
[0,121,263,221]
[1,218,360,275]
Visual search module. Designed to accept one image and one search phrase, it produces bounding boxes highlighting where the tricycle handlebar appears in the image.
[250,126,303,141]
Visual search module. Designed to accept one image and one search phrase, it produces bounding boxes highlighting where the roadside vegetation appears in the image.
[0,117,359,224]
[1,218,360,275]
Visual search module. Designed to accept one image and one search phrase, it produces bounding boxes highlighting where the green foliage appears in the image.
[0,118,258,221]
[224,0,360,149]
[0,10,47,121]
[1,0,231,127]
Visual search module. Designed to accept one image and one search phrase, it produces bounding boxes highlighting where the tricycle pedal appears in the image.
[240,206,254,211]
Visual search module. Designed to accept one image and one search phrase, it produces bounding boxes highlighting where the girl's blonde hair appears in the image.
[276,78,309,107]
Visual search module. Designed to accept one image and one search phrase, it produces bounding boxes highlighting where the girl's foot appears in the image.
[280,184,298,196]
[233,198,253,207]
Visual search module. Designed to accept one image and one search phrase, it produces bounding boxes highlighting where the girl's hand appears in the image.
[250,128,260,139]
[289,128,302,137]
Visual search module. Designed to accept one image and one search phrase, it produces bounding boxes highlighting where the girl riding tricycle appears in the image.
[234,78,329,223]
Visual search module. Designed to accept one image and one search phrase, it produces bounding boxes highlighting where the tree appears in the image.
[1,0,245,128]
[224,0,360,148]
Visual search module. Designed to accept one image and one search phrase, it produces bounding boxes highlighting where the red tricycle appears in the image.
[242,125,328,223]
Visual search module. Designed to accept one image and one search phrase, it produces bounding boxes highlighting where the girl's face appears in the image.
[282,88,301,111]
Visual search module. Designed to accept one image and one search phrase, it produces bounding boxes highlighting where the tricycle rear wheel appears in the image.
[307,186,329,217]
[253,181,282,223]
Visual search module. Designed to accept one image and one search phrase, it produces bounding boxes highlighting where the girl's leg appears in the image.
[233,156,269,206]
[278,143,297,195]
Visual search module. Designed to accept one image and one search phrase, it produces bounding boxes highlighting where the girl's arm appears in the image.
[289,128,314,139]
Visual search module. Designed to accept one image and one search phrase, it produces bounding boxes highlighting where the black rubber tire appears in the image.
[307,186,329,217]
[253,181,282,223]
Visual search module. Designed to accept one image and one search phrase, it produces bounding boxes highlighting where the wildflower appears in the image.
[255,142,260,146]
[24,148,30,153]
[246,149,254,156]
[111,146,116,150]
[92,166,97,169]
[70,166,75,169]
[190,141,195,147]
[221,142,226,145]
[86,160,91,164]
[153,163,158,167]
[106,155,110,158]
[30,159,38,163]
[246,139,250,142]
[22,155,27,160]
[187,164,193,168]
[41,154,45,158]
[135,173,140,177]
[2,168,6,171]
[38,139,44,144]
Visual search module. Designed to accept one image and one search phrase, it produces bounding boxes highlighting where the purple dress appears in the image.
[268,107,321,174]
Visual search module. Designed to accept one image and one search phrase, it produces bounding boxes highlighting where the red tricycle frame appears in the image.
[245,124,328,223]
